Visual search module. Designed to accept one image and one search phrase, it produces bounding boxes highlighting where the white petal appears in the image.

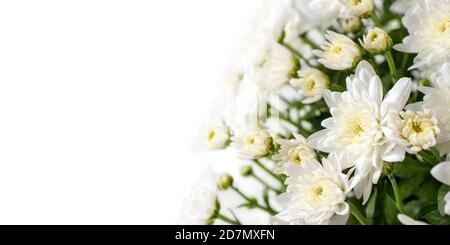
[334,202,349,216]
[369,76,383,106]
[445,192,450,202]
[355,60,376,82]
[380,77,412,118]
[323,90,342,108]
[381,145,406,162]
[397,214,428,225]
[307,129,330,150]
[431,161,450,186]
[328,212,349,225]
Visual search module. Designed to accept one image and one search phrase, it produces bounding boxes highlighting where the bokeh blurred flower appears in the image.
[178,168,219,225]
[231,126,273,159]
[345,0,374,18]
[246,38,299,91]
[200,123,231,150]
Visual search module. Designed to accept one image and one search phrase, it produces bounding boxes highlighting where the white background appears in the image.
[0,0,258,224]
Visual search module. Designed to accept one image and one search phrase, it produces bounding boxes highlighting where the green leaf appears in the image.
[263,188,271,209]
[404,200,421,218]
[423,209,450,225]
[383,195,400,225]
[392,156,429,178]
[398,174,425,201]
[437,185,450,216]
[365,188,378,223]
[415,178,440,204]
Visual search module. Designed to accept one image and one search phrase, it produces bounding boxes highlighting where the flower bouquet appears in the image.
[181,0,450,225]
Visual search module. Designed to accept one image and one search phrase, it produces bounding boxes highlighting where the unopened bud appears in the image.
[217,174,234,190]
[363,27,392,54]
[347,0,374,18]
[241,165,253,176]
[341,16,362,33]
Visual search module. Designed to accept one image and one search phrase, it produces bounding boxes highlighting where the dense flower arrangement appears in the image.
[182,0,450,225]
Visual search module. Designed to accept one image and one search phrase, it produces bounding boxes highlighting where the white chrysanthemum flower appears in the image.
[275,154,352,225]
[268,1,305,47]
[289,68,330,104]
[394,0,450,73]
[177,168,219,225]
[431,161,450,215]
[362,27,393,54]
[397,214,429,225]
[313,31,361,70]
[200,123,231,150]
[341,16,362,33]
[388,110,440,154]
[250,0,304,46]
[346,0,374,18]
[390,0,420,14]
[231,126,273,159]
[246,38,299,91]
[407,63,450,154]
[292,0,345,31]
[308,61,412,203]
[272,133,317,174]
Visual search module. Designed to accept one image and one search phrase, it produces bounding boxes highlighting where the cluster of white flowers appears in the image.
[191,0,450,225]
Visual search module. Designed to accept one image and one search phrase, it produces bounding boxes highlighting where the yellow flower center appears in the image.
[411,121,423,133]
[349,0,362,7]
[437,19,449,34]
[208,130,216,141]
[313,186,323,197]
[330,44,343,55]
[305,77,316,90]
[368,32,378,41]
[246,136,255,145]
[348,117,365,137]
[290,153,302,164]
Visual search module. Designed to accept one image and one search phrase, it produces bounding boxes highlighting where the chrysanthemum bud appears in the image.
[363,27,392,54]
[347,0,374,18]
[289,68,330,104]
[312,31,361,70]
[217,174,234,190]
[341,17,362,33]
[240,165,253,176]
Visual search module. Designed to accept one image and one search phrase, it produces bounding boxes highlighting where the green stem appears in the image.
[399,53,410,76]
[368,56,381,75]
[418,151,439,166]
[269,105,311,136]
[330,83,345,92]
[387,173,405,214]
[253,159,285,186]
[348,200,369,225]
[300,34,319,49]
[385,50,398,82]
[217,213,241,225]
[370,14,383,27]
[251,173,283,194]
[231,186,277,215]
[282,42,315,68]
